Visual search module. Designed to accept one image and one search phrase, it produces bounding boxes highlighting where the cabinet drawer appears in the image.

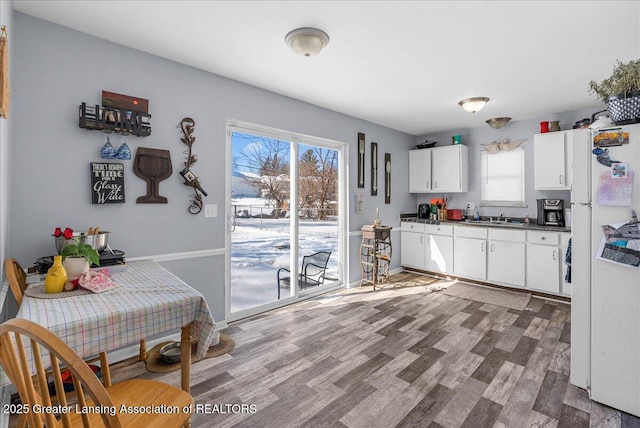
[425,224,453,236]
[527,231,559,245]
[560,232,571,247]
[401,222,425,233]
[454,226,487,239]
[489,228,526,242]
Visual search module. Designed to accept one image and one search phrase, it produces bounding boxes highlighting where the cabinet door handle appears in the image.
[420,235,423,244]
[553,250,557,260]
[490,243,495,252]
[427,180,430,189]
[481,242,485,252]
[434,181,438,189]
[559,175,563,184]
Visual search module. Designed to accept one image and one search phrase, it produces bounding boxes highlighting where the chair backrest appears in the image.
[301,251,331,282]
[0,318,120,428]
[4,258,27,307]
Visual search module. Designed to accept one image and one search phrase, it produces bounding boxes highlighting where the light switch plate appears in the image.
[204,204,217,218]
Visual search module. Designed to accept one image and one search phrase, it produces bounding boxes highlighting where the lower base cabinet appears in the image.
[400,222,425,269]
[454,226,487,281]
[526,244,560,293]
[425,224,454,273]
[526,231,569,294]
[487,229,526,288]
[401,223,570,298]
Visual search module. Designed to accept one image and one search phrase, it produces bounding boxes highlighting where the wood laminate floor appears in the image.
[12,274,640,428]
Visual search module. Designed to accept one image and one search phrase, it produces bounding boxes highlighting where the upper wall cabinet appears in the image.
[533,132,572,190]
[409,145,469,193]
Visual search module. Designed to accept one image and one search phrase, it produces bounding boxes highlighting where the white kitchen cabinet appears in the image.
[400,222,425,269]
[409,145,468,193]
[534,132,572,190]
[454,226,487,280]
[425,224,453,273]
[487,229,526,287]
[409,149,432,193]
[526,231,564,294]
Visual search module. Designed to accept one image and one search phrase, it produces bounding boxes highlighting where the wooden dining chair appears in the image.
[4,258,112,381]
[0,318,194,427]
[4,258,27,308]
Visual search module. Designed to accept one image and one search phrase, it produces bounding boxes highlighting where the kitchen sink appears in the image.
[465,219,525,227]
[488,221,525,227]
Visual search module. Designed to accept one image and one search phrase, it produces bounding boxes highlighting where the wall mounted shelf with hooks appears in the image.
[79,102,152,137]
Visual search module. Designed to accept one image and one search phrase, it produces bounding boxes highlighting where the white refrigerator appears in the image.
[570,125,640,417]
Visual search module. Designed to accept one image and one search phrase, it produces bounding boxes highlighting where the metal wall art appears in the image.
[178,117,208,214]
[357,132,365,188]
[385,153,391,204]
[371,142,378,196]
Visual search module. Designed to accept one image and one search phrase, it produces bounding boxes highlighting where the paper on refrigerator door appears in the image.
[596,220,640,269]
[597,170,634,206]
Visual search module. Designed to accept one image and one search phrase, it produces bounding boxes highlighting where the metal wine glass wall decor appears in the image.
[178,117,208,214]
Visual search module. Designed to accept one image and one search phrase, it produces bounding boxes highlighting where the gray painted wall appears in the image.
[416,108,605,220]
[9,13,417,322]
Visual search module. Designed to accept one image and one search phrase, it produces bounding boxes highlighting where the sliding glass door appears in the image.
[226,123,345,320]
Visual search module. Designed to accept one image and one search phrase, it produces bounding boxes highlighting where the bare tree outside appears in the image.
[234,134,290,217]
[233,134,338,220]
[299,146,338,220]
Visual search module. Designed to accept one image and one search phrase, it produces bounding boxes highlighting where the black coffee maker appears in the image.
[537,199,565,226]
[418,203,430,219]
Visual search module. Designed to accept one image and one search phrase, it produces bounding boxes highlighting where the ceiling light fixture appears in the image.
[285,27,330,57]
[486,117,512,129]
[458,97,490,114]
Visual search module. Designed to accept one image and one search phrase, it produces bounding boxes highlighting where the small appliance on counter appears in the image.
[418,203,430,219]
[536,198,565,226]
[446,209,463,221]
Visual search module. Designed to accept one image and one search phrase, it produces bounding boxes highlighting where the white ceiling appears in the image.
[12,1,640,136]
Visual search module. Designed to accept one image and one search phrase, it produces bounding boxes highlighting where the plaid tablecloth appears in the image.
[1,259,218,386]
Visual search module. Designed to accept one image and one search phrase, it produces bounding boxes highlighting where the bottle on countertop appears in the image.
[473,207,480,220]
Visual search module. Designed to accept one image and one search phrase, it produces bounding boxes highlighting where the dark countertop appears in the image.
[400,213,571,233]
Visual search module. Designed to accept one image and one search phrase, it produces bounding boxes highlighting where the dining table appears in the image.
[0,259,219,396]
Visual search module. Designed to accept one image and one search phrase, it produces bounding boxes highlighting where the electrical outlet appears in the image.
[204,204,217,218]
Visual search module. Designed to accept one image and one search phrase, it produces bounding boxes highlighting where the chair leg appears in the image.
[139,339,147,361]
[99,352,111,387]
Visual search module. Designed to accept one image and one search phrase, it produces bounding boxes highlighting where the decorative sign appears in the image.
[102,90,149,114]
[90,162,125,204]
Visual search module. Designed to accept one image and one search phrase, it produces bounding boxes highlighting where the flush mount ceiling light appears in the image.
[486,117,512,129]
[285,27,330,57]
[458,97,490,114]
